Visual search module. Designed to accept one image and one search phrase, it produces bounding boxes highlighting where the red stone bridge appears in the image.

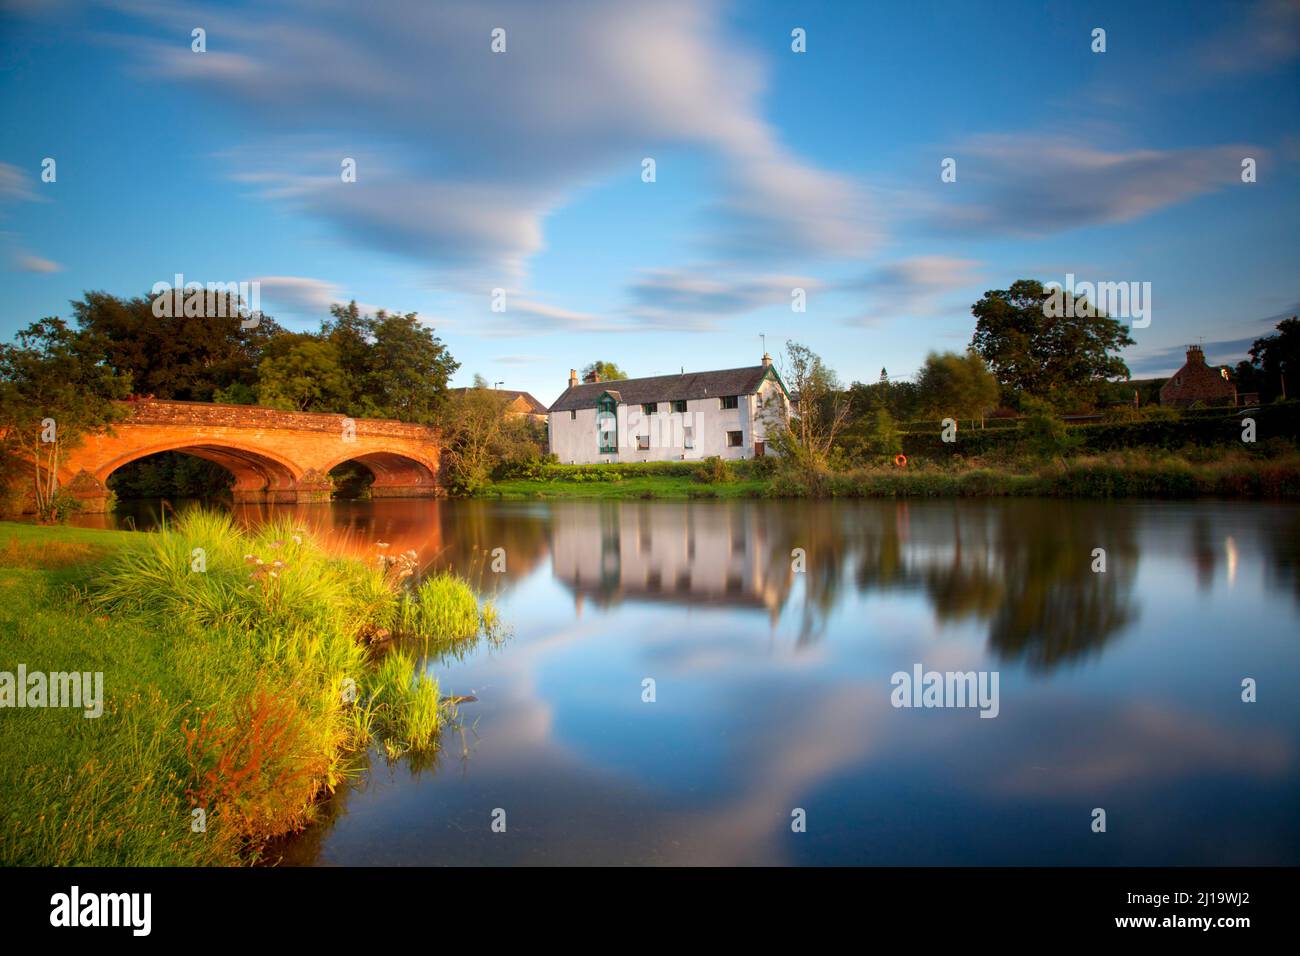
[32,399,442,513]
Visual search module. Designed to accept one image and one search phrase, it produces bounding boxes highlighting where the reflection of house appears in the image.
[449,387,548,423]
[1159,345,1238,408]
[549,502,791,613]
[547,354,790,464]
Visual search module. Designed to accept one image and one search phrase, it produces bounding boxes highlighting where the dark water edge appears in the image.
[79,496,1300,866]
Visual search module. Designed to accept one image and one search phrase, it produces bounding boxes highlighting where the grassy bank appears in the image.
[480,450,1300,500]
[0,513,495,866]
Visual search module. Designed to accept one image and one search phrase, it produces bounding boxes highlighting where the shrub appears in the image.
[695,456,733,484]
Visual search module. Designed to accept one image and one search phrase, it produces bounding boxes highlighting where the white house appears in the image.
[547,354,790,464]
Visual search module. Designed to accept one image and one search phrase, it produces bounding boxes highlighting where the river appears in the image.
[84,497,1300,865]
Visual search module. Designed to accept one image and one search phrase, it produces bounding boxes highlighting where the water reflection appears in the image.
[84,497,1299,866]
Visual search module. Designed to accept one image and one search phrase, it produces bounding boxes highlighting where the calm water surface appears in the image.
[89,497,1300,865]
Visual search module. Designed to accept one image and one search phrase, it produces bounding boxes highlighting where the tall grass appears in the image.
[0,510,499,864]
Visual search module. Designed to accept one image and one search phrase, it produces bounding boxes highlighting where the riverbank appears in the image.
[480,450,1300,500]
[0,515,494,866]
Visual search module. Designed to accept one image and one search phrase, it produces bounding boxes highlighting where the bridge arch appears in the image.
[321,449,440,499]
[91,439,304,504]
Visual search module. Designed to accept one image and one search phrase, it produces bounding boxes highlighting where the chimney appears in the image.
[583,369,601,384]
[568,368,578,388]
[761,351,772,368]
[1186,344,1206,365]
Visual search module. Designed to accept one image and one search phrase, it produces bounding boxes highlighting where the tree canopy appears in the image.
[969,279,1135,408]
[581,360,628,381]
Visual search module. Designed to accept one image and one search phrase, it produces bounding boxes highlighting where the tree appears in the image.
[771,340,849,468]
[72,290,283,401]
[863,407,903,459]
[439,387,539,494]
[581,360,628,381]
[1244,316,1298,401]
[256,338,350,412]
[0,318,131,519]
[969,279,1135,408]
[322,302,459,421]
[915,350,1000,429]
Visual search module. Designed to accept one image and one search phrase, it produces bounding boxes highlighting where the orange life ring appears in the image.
[894,454,908,468]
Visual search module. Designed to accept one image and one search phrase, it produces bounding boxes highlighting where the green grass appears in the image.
[482,449,1300,500]
[482,475,767,499]
[0,512,496,866]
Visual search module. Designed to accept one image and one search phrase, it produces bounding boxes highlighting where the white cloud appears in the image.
[115,0,875,283]
[841,255,982,326]
[927,134,1257,235]
[626,268,819,330]
[14,253,62,273]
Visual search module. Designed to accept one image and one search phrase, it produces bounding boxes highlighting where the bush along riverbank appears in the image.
[0,512,498,866]
[476,404,1300,500]
[478,446,1300,500]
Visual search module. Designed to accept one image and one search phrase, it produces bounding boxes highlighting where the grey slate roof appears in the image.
[548,365,777,413]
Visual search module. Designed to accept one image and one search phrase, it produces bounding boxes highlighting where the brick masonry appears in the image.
[1158,346,1238,408]
[15,399,443,513]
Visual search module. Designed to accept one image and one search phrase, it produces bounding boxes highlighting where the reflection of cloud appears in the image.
[990,701,1292,797]
[658,685,889,864]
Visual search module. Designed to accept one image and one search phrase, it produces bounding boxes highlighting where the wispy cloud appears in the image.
[625,268,817,330]
[840,255,982,327]
[114,0,875,285]
[13,253,62,273]
[927,134,1257,236]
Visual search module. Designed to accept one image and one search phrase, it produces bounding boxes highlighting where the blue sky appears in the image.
[1,0,1297,405]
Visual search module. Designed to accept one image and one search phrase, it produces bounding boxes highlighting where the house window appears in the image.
[726,430,743,447]
[570,410,576,420]
[720,395,739,410]
[672,400,687,413]
[637,434,651,450]
[683,426,694,449]
[642,402,657,415]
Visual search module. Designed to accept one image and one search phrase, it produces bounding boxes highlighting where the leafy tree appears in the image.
[770,341,849,469]
[916,350,1000,429]
[581,360,628,381]
[322,302,459,421]
[439,387,540,494]
[72,290,283,401]
[256,337,350,412]
[1245,316,1299,402]
[863,407,903,458]
[969,279,1135,408]
[1020,396,1080,461]
[0,318,131,519]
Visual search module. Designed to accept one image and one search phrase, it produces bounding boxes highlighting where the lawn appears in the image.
[0,515,492,866]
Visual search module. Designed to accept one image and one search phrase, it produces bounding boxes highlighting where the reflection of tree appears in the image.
[1189,515,1217,593]
[980,502,1138,670]
[835,500,1138,671]
[1263,510,1300,604]
[427,499,549,596]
